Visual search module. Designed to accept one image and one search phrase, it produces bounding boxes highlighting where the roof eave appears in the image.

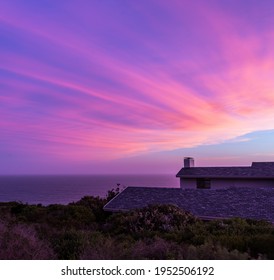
[177,175,274,179]
[102,187,128,211]
[103,207,128,212]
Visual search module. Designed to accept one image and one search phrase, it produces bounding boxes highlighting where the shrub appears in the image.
[1,197,273,260]
[45,204,96,229]
[108,204,198,236]
[0,220,55,259]
[72,196,109,223]
[183,241,250,260]
[79,232,132,260]
[51,230,84,260]
[106,187,120,202]
[130,237,184,260]
[248,234,274,259]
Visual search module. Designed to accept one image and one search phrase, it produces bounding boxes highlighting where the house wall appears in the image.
[180,178,197,189]
[180,178,274,189]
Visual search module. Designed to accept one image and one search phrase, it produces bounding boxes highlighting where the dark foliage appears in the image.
[0,189,273,260]
[106,204,198,236]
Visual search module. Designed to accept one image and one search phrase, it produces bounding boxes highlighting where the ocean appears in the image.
[0,174,179,205]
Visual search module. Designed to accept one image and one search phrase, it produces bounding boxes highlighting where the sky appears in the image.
[1,0,274,174]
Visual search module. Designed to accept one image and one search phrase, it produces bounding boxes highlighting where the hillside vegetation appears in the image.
[0,189,273,260]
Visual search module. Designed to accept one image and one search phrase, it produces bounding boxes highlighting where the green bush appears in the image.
[0,195,274,260]
[71,196,110,223]
[45,204,96,229]
[51,230,84,260]
[107,204,198,236]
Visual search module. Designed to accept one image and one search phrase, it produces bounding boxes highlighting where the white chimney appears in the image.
[184,157,194,168]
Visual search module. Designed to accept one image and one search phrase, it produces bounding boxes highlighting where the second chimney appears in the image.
[184,157,194,168]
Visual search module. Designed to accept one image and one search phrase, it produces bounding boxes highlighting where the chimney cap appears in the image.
[184,157,194,168]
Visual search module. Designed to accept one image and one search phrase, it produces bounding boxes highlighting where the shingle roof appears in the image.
[104,186,274,223]
[176,162,274,178]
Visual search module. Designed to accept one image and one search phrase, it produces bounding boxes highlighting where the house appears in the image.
[177,157,274,189]
[103,157,274,223]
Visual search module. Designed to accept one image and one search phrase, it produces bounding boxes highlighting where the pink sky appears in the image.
[1,0,274,174]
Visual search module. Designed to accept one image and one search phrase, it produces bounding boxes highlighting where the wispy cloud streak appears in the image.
[1,0,274,172]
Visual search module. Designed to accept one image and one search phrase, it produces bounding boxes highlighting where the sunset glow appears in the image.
[1,0,274,174]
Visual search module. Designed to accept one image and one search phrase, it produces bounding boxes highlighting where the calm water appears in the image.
[0,174,179,205]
